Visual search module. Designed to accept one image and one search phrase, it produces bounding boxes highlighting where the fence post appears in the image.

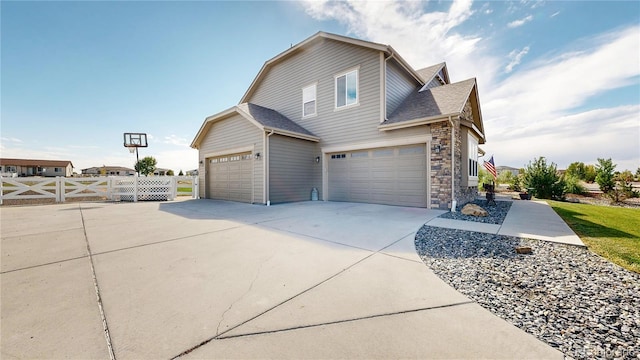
[134,175,138,202]
[58,177,65,203]
[193,176,199,199]
[171,176,176,201]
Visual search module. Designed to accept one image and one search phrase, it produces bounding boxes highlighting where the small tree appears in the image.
[135,156,157,176]
[566,162,586,179]
[522,157,565,199]
[563,174,586,195]
[595,158,616,194]
[635,167,640,181]
[584,164,597,183]
[166,169,175,176]
[178,169,184,176]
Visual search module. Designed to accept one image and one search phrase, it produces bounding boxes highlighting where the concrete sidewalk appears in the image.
[426,199,585,246]
[1,199,563,359]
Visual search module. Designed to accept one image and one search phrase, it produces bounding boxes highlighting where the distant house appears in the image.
[153,168,172,176]
[186,169,198,176]
[496,166,520,177]
[191,31,486,210]
[0,158,74,177]
[82,166,135,176]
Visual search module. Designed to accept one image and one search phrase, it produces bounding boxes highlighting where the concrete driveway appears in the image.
[1,199,562,359]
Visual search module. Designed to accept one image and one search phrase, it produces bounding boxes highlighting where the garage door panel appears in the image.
[207,152,252,203]
[328,145,427,207]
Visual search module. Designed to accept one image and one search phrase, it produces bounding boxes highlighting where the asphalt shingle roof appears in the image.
[0,158,73,167]
[415,63,445,83]
[384,78,476,125]
[238,103,317,137]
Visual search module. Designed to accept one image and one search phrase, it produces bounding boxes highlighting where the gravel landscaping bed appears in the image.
[415,226,640,359]
[438,199,512,224]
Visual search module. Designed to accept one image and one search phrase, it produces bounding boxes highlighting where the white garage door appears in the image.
[328,145,427,207]
[207,152,253,202]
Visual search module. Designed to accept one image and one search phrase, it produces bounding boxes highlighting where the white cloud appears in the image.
[1,137,23,143]
[505,46,530,73]
[299,1,640,171]
[507,15,533,28]
[550,11,560,18]
[163,134,190,147]
[301,0,498,84]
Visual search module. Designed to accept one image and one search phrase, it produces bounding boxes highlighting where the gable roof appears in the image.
[415,63,450,85]
[191,103,319,149]
[0,158,74,168]
[380,78,485,143]
[240,31,425,103]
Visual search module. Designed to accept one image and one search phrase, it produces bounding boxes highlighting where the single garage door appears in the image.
[328,144,427,207]
[207,152,253,202]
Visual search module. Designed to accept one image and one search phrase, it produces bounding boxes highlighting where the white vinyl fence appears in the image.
[0,176,199,205]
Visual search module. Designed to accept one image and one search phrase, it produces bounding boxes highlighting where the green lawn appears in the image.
[547,200,640,273]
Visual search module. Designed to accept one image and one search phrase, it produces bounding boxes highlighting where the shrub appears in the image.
[522,157,565,200]
[595,158,616,194]
[563,174,586,195]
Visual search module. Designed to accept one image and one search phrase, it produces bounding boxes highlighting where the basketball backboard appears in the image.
[123,133,148,148]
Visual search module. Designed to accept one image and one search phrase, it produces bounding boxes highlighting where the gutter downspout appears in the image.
[382,52,395,123]
[448,116,456,212]
[265,129,275,206]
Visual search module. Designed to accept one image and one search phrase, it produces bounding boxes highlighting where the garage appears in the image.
[207,152,253,202]
[328,144,427,207]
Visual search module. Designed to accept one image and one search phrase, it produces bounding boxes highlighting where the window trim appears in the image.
[302,82,317,118]
[467,134,479,186]
[334,66,359,110]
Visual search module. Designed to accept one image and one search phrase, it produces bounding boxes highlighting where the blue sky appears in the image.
[2,0,639,173]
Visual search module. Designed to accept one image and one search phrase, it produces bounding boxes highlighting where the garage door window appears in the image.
[373,149,393,157]
[350,151,368,158]
[399,146,425,155]
[331,154,346,159]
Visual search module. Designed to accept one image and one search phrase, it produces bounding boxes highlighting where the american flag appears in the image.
[484,156,497,179]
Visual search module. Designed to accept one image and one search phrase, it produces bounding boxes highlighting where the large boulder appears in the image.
[461,203,488,217]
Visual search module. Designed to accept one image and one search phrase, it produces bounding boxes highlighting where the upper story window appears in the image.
[302,83,316,117]
[335,68,358,109]
[468,134,479,179]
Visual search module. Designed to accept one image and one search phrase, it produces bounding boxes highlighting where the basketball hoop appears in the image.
[123,133,148,165]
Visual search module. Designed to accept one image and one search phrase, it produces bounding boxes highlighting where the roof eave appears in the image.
[264,127,320,142]
[378,113,459,131]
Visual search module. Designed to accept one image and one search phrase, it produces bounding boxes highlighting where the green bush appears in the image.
[522,157,565,200]
[595,158,616,194]
[563,174,586,195]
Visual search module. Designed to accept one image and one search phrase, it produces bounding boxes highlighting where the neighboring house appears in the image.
[153,168,172,176]
[82,166,135,176]
[186,169,198,176]
[496,166,520,177]
[0,158,74,177]
[191,32,486,210]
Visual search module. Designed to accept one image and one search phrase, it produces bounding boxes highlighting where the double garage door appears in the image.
[207,152,253,202]
[328,144,427,207]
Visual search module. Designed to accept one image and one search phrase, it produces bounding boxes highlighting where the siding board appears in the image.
[386,60,419,117]
[268,135,321,203]
[247,38,430,150]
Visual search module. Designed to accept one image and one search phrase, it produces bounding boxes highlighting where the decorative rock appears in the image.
[461,203,488,217]
[516,246,533,254]
[415,223,640,358]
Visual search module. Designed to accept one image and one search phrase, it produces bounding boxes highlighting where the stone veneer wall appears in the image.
[430,100,479,210]
[430,121,453,210]
[456,100,479,207]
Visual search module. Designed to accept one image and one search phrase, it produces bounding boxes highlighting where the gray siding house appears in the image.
[191,32,486,210]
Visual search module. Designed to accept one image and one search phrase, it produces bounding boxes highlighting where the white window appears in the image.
[468,134,479,179]
[54,167,62,172]
[335,69,358,108]
[302,83,316,117]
